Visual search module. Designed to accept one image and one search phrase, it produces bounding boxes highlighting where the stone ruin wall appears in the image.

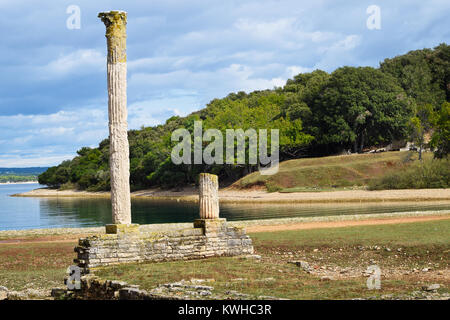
[74,219,254,273]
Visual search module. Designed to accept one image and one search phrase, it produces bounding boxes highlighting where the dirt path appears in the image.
[246,215,450,233]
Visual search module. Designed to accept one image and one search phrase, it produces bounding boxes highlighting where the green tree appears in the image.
[37,44,449,191]
[430,102,450,158]
[311,67,413,153]
[380,45,447,109]
[282,70,330,124]
[408,104,436,160]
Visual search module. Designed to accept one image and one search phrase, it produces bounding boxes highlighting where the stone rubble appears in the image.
[60,274,286,300]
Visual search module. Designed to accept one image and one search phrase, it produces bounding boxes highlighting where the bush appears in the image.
[59,182,77,190]
[265,181,282,193]
[368,158,450,190]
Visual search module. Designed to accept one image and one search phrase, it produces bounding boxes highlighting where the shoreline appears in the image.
[0,181,38,185]
[0,210,449,239]
[11,187,450,204]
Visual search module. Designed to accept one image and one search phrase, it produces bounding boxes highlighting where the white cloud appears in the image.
[286,66,314,78]
[39,49,105,79]
[0,103,188,166]
[0,109,108,166]
[129,62,290,104]
[319,35,361,54]
[0,154,75,168]
[233,18,337,48]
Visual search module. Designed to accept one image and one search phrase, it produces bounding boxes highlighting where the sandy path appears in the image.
[12,187,450,203]
[246,215,450,233]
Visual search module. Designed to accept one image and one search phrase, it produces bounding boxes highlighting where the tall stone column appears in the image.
[99,11,132,227]
[199,173,220,219]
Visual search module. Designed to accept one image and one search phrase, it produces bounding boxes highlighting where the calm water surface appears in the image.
[1,183,449,231]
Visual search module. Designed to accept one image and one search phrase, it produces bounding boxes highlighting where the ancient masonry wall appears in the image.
[67,275,181,300]
[74,219,254,273]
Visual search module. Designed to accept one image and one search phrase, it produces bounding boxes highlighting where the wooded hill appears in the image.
[38,43,450,190]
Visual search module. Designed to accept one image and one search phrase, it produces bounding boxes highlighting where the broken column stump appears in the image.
[199,173,219,219]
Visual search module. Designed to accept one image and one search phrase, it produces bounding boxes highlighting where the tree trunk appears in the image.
[359,131,365,153]
[419,132,424,161]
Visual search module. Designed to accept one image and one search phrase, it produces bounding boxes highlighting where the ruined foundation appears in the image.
[74,219,254,273]
[73,173,254,274]
[71,14,254,276]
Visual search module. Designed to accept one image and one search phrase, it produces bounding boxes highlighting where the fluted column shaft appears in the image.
[199,173,220,219]
[99,11,131,225]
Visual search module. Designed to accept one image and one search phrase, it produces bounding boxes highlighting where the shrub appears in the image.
[368,158,450,190]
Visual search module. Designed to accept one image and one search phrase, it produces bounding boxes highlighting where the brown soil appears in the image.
[0,235,85,244]
[246,215,450,233]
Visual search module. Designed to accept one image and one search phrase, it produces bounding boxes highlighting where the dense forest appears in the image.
[39,44,450,190]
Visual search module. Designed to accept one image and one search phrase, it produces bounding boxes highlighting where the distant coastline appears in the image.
[0,181,38,185]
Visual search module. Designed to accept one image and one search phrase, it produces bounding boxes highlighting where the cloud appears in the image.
[0,154,76,168]
[0,103,187,167]
[0,109,107,166]
[39,49,105,79]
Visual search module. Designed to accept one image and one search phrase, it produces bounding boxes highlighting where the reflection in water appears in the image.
[39,198,199,227]
[1,184,450,230]
[40,197,450,228]
[220,201,450,220]
[39,198,114,227]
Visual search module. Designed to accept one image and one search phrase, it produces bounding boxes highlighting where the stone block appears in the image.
[105,224,140,235]
[194,218,227,232]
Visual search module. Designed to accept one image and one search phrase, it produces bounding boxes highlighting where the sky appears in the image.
[0,0,449,167]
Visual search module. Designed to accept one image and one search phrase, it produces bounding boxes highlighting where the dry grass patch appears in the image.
[233,151,433,192]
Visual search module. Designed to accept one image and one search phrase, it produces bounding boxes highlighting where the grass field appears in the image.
[233,151,433,192]
[0,219,448,299]
[94,219,449,299]
[0,242,74,294]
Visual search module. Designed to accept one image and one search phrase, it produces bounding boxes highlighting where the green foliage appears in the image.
[380,43,449,108]
[38,44,450,191]
[306,67,413,153]
[430,101,450,158]
[408,104,436,160]
[265,181,283,193]
[205,91,314,162]
[368,158,450,190]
